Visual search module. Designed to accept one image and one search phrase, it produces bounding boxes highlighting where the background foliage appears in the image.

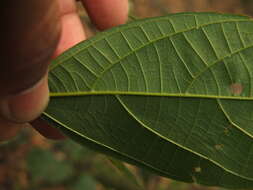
[1,0,253,189]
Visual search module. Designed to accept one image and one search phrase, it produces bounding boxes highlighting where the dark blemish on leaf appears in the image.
[224,128,229,135]
[230,83,243,95]
[224,125,233,135]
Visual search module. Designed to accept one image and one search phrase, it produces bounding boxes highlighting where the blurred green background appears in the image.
[1,0,253,190]
[1,128,222,190]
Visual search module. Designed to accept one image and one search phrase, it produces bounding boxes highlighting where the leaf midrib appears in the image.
[49,91,253,100]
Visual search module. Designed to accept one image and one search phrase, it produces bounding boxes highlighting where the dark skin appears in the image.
[0,0,128,141]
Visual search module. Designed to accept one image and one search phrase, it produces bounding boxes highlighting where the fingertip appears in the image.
[53,12,86,57]
[0,75,49,123]
[81,0,129,30]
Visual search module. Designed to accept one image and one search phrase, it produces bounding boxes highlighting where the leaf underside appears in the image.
[43,12,253,189]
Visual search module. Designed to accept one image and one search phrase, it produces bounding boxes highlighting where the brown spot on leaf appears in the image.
[224,125,233,135]
[230,83,243,95]
[224,128,229,135]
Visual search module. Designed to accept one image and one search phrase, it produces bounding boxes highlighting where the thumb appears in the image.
[0,0,61,122]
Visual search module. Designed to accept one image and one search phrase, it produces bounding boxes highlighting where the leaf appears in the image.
[107,157,144,189]
[72,174,97,190]
[42,12,253,188]
[27,148,73,184]
[61,139,94,161]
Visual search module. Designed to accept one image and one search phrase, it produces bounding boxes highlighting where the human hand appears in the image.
[0,0,128,141]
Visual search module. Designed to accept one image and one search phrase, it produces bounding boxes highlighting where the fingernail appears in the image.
[0,76,49,123]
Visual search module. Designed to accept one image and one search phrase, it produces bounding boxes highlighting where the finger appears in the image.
[0,0,61,97]
[81,0,129,30]
[31,0,86,140]
[0,0,61,122]
[54,0,86,56]
[0,74,49,123]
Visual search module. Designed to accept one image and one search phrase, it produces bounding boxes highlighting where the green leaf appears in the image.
[43,12,253,188]
[72,174,97,190]
[107,157,144,189]
[60,139,94,161]
[27,148,73,184]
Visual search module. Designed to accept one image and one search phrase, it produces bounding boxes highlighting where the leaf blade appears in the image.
[45,12,253,188]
